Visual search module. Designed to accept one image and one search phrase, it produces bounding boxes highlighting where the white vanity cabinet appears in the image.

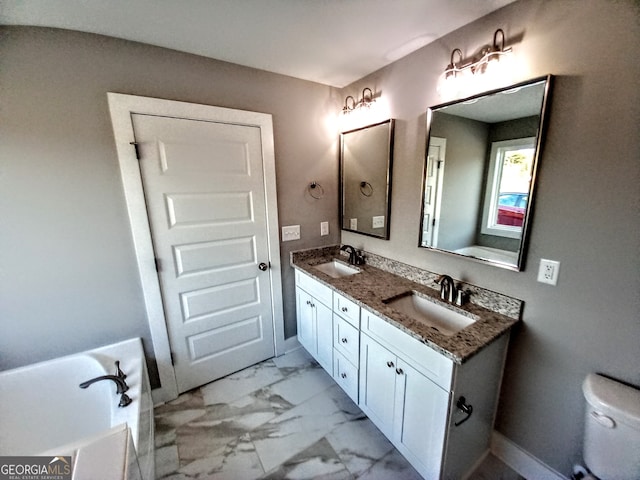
[360,310,508,480]
[295,268,509,480]
[295,271,360,400]
[295,270,333,374]
[360,314,452,479]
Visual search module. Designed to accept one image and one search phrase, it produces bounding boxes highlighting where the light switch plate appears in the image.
[372,216,385,229]
[320,221,329,236]
[537,259,560,285]
[282,225,300,241]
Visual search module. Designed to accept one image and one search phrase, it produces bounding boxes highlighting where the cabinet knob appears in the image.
[306,300,311,305]
[387,361,394,368]
[258,262,269,271]
[341,338,348,343]
[396,368,404,375]
[341,307,348,312]
[341,373,347,379]
[311,303,315,308]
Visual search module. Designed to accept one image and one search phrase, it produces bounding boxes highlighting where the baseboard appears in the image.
[491,431,567,480]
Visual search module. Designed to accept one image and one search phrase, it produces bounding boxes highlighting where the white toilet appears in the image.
[581,373,640,480]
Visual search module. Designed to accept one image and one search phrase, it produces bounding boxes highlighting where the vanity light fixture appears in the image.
[440,28,514,98]
[341,87,376,115]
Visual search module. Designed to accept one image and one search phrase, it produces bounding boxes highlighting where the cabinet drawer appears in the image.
[334,351,358,403]
[362,311,454,391]
[334,315,359,365]
[295,270,332,307]
[333,292,360,327]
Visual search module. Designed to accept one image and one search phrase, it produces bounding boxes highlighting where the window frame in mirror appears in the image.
[418,75,553,271]
[340,119,395,240]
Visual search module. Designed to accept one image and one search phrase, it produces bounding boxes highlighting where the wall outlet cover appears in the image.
[372,216,385,229]
[350,218,358,230]
[320,221,329,236]
[537,259,560,285]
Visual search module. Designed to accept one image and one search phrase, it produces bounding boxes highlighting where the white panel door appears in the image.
[422,137,446,247]
[131,113,275,393]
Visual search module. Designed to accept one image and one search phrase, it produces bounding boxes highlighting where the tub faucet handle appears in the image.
[115,360,127,380]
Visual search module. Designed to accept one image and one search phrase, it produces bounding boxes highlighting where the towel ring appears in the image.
[308,181,325,200]
[359,181,373,197]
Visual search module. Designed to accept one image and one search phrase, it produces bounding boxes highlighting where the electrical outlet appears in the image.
[281,225,300,241]
[537,259,560,285]
[350,218,358,230]
[320,221,329,236]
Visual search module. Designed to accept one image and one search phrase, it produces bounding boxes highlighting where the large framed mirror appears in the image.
[419,75,553,270]
[340,119,395,239]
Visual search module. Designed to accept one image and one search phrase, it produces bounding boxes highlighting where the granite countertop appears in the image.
[291,247,520,364]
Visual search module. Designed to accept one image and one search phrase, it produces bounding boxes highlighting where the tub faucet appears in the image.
[437,275,456,303]
[340,245,364,265]
[79,375,129,394]
[79,374,132,407]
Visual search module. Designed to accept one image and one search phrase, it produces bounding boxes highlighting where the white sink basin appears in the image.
[313,260,360,279]
[384,291,477,336]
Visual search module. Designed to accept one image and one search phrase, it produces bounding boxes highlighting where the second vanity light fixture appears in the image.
[342,87,375,115]
[440,28,514,98]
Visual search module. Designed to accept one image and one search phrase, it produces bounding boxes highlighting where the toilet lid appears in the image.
[583,373,640,429]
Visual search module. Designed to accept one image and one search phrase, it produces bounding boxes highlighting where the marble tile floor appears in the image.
[154,348,524,480]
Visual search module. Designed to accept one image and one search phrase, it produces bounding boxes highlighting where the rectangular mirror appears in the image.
[419,75,553,270]
[340,119,395,239]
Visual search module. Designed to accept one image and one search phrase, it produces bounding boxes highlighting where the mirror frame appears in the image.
[340,119,395,239]
[419,75,553,271]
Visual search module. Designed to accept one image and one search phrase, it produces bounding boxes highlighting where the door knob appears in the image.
[258,262,269,271]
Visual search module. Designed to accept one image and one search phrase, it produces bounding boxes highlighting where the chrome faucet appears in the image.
[79,361,132,407]
[437,275,456,303]
[340,245,364,265]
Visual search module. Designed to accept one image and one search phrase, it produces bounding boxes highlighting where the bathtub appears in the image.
[0,338,154,480]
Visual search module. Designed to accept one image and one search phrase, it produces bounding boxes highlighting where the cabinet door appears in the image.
[359,334,397,438]
[296,288,315,356]
[395,358,449,478]
[315,300,333,374]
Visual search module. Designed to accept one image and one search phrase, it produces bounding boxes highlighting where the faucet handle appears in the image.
[115,361,127,380]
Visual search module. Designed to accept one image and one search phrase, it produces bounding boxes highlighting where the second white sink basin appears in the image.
[384,291,477,336]
[313,260,360,279]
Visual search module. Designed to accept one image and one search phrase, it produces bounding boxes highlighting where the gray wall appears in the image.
[0,27,340,385]
[341,0,639,475]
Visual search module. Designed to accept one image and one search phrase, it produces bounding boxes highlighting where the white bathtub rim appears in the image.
[0,337,144,455]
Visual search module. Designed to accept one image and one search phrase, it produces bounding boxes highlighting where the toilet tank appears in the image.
[582,373,640,480]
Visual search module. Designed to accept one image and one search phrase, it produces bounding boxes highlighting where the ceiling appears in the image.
[0,0,517,88]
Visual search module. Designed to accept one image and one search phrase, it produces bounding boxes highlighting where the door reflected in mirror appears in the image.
[341,119,395,239]
[419,76,553,270]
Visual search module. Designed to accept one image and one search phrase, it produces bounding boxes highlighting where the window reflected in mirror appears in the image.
[419,76,553,270]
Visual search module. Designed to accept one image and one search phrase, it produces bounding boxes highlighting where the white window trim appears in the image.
[480,137,536,239]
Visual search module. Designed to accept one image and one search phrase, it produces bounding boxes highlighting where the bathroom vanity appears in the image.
[292,246,520,479]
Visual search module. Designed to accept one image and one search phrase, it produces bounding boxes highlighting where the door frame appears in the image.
[108,93,285,404]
